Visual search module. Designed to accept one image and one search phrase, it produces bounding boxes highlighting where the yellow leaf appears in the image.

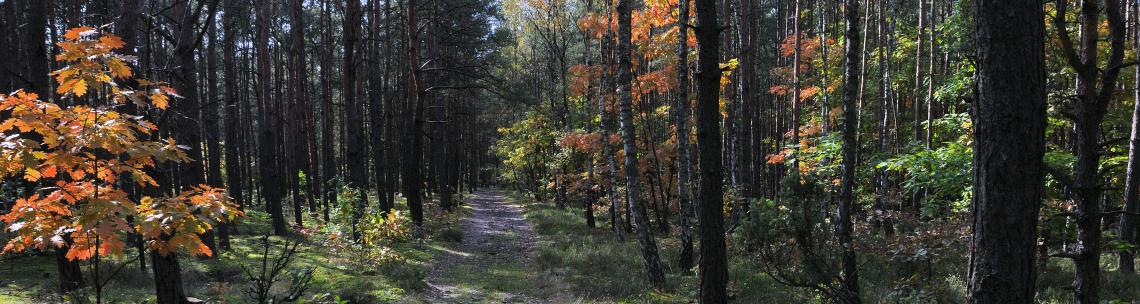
[56,78,89,96]
[24,168,42,181]
[72,79,88,97]
[53,67,77,84]
[151,93,169,109]
[107,58,132,79]
[56,78,75,95]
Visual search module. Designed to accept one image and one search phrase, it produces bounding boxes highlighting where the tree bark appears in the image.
[675,0,695,272]
[1120,17,1140,273]
[256,0,288,236]
[405,0,427,225]
[695,0,726,301]
[343,0,370,239]
[837,0,863,302]
[967,0,1046,302]
[150,250,189,304]
[617,0,665,288]
[790,0,801,155]
[221,0,245,251]
[912,0,925,144]
[319,0,337,222]
[204,1,225,251]
[153,1,213,298]
[369,0,392,215]
[1052,1,1126,302]
[289,0,311,228]
[24,0,49,95]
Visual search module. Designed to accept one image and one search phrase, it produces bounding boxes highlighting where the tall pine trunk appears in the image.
[369,0,392,215]
[343,0,370,239]
[675,0,695,272]
[289,0,310,228]
[204,4,225,251]
[256,0,288,236]
[837,0,863,302]
[319,0,337,222]
[967,0,1046,302]
[695,0,726,301]
[1052,1,1125,302]
[405,0,427,225]
[1120,21,1140,273]
[221,0,246,250]
[153,1,214,299]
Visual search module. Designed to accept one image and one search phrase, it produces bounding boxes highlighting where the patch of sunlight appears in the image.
[428,244,474,257]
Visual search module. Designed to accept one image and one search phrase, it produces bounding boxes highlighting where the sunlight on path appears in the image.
[419,190,544,303]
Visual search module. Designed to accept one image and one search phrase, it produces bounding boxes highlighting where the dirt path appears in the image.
[419,190,544,303]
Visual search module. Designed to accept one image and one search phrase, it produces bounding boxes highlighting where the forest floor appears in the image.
[418,190,546,303]
[0,189,790,303]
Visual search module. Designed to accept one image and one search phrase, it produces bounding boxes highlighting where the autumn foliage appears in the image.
[0,26,240,261]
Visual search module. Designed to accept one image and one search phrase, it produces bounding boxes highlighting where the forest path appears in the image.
[418,189,545,303]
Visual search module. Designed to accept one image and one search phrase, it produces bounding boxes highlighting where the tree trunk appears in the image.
[836,0,863,302]
[221,0,246,251]
[616,0,665,288]
[54,242,84,294]
[790,0,801,155]
[675,0,695,272]
[256,0,287,236]
[912,0,925,145]
[580,0,598,228]
[151,250,189,304]
[370,0,392,215]
[24,0,49,95]
[204,2,226,251]
[289,0,310,228]
[157,3,213,298]
[319,0,336,222]
[1053,1,1126,302]
[967,0,1046,302]
[924,1,937,149]
[1120,18,1140,273]
[695,0,727,301]
[405,0,427,226]
[343,0,370,239]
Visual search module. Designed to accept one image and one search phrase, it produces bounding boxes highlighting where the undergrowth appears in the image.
[0,190,472,303]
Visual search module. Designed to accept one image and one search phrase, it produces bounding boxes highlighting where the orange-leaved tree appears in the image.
[0,26,241,295]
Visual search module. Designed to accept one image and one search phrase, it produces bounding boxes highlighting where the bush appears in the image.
[361,210,413,246]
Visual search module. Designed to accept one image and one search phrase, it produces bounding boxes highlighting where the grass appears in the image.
[511,191,1140,303]
[510,191,795,303]
[1036,257,1140,303]
[8,189,1136,303]
[0,194,467,303]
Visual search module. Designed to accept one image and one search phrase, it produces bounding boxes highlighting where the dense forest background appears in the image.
[0,0,1137,303]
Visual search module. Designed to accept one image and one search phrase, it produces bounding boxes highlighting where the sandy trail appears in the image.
[420,190,543,303]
